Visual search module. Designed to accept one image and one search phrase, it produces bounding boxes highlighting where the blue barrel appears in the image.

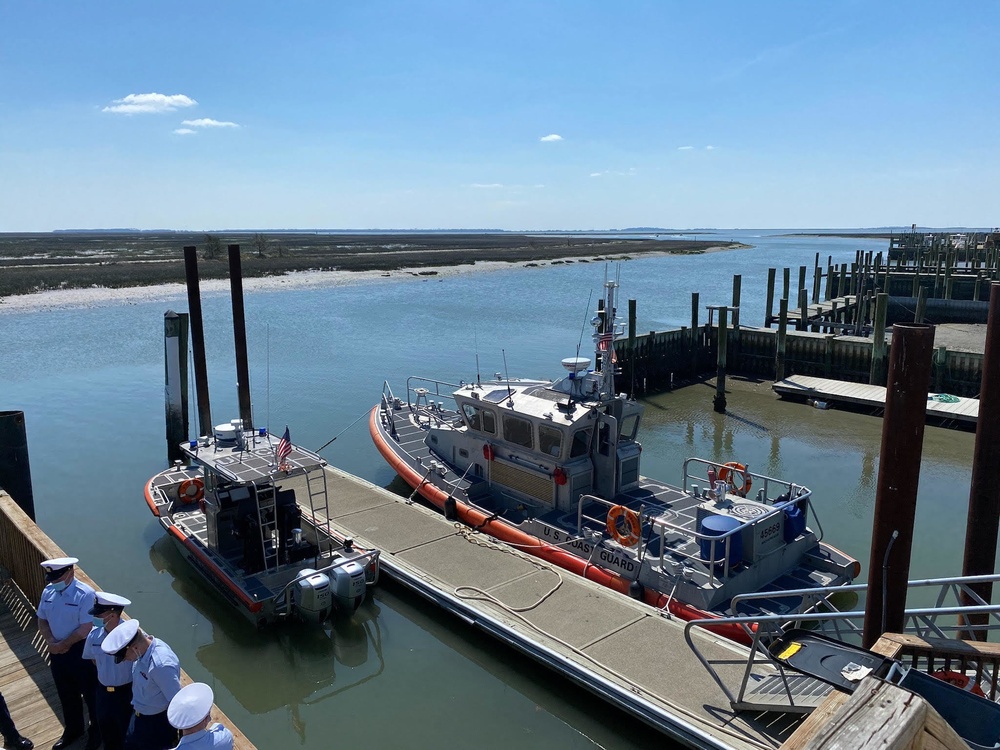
[699,515,743,566]
[782,500,806,542]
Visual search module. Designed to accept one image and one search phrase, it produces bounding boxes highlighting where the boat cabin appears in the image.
[437,359,643,514]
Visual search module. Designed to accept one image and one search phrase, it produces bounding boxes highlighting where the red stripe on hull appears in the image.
[166,525,263,614]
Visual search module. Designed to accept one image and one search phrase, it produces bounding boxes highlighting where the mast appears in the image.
[593,276,620,402]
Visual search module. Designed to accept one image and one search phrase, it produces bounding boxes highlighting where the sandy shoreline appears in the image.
[0,245,739,314]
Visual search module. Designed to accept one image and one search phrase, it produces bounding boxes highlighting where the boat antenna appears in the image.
[576,289,594,360]
[502,349,514,404]
[266,322,271,437]
[474,325,481,387]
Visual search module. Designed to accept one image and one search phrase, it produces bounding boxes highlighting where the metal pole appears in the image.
[228,245,254,431]
[184,246,213,438]
[863,323,935,647]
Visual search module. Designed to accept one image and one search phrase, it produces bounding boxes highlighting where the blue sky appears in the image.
[1,1,996,231]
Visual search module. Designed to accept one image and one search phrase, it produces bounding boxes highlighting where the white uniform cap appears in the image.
[101,618,140,654]
[89,592,131,615]
[168,682,214,730]
[40,557,79,570]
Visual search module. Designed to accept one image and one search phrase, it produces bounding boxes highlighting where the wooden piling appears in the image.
[0,412,35,520]
[714,308,727,413]
[628,299,637,397]
[915,286,927,323]
[731,274,741,353]
[183,246,213,438]
[765,268,776,327]
[775,298,788,381]
[869,293,888,385]
[164,311,190,463]
[863,323,935,648]
[228,245,254,431]
[690,292,699,375]
[798,288,809,332]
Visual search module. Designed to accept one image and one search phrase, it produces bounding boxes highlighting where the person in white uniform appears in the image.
[37,556,100,750]
[167,683,234,749]
[101,619,182,750]
[82,592,133,750]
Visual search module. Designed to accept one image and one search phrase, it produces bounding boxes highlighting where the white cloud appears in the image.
[173,128,196,135]
[470,183,504,189]
[539,134,563,142]
[705,145,716,150]
[678,145,694,150]
[181,118,240,128]
[590,172,604,177]
[103,93,197,114]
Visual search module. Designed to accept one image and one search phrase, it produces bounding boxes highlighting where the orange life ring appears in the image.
[718,462,752,497]
[931,670,986,697]
[179,477,204,504]
[606,505,641,546]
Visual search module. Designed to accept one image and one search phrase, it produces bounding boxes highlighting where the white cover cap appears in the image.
[101,618,139,654]
[168,682,214,730]
[40,557,78,570]
[94,592,131,608]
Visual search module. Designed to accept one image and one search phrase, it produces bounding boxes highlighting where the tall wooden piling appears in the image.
[164,311,190,463]
[783,267,790,301]
[627,299,637,397]
[869,293,888,385]
[0,411,35,520]
[713,308,728,413]
[228,245,254,431]
[914,286,927,323]
[775,298,788,381]
[690,292,699,375]
[731,274,741,352]
[798,288,809,332]
[765,268,776,326]
[961,283,1000,635]
[184,246,213,438]
[863,323,935,648]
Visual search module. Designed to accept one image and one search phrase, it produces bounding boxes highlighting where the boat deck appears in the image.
[294,464,818,749]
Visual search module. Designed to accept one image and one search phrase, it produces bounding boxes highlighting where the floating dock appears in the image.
[0,493,256,750]
[772,374,979,425]
[300,465,808,750]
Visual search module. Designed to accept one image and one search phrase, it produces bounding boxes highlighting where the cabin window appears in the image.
[620,414,639,440]
[570,429,590,458]
[462,404,496,434]
[538,424,563,458]
[598,422,612,456]
[502,414,534,449]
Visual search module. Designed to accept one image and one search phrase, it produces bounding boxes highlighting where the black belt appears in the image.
[135,709,165,717]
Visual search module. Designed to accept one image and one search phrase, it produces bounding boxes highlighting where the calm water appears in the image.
[0,230,980,748]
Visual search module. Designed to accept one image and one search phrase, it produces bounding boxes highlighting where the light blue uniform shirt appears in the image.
[131,637,181,714]
[37,578,95,641]
[173,724,234,749]
[83,625,134,687]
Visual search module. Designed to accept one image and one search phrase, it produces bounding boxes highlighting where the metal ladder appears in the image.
[305,468,333,556]
[255,483,278,572]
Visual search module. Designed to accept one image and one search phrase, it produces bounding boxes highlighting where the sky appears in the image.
[1,1,997,232]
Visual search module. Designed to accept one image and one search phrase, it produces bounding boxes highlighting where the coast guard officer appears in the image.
[82,593,133,750]
[101,619,182,750]
[167,683,234,749]
[36,556,100,750]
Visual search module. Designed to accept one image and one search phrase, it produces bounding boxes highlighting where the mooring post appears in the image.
[797,265,807,301]
[975,273,983,302]
[798,288,808,332]
[0,411,35,520]
[713,308,727,413]
[825,262,834,300]
[812,263,821,304]
[869,293,888,385]
[765,268,776,327]
[782,267,790,301]
[775,298,788,381]
[690,292,699,377]
[164,311,190,463]
[961,283,1000,638]
[731,274,741,354]
[838,265,847,302]
[184,246,213,438]
[228,245,254,431]
[628,299,637,396]
[863,323,935,648]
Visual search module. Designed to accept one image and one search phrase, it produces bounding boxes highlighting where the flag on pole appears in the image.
[276,425,292,470]
[598,332,618,363]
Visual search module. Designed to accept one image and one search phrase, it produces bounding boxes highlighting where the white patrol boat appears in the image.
[371,275,859,643]
[146,422,380,627]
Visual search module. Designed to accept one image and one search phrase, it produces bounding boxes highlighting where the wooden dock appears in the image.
[772,374,980,425]
[0,493,256,750]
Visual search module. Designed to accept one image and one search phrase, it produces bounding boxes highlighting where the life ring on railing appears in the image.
[718,462,752,497]
[606,505,641,547]
[179,477,204,504]
[931,670,986,697]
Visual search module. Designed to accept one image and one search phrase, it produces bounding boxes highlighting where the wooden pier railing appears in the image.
[0,489,257,749]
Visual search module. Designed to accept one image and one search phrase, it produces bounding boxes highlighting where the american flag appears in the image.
[597,332,618,363]
[276,426,292,470]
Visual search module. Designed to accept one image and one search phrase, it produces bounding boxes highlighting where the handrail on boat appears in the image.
[403,376,462,408]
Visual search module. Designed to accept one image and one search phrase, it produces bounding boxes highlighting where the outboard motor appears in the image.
[331,560,366,614]
[291,568,332,623]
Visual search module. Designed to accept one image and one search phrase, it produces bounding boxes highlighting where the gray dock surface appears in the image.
[306,465,805,750]
[773,374,979,424]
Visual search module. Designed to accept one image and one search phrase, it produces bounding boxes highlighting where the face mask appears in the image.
[92,617,105,628]
[51,580,68,592]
